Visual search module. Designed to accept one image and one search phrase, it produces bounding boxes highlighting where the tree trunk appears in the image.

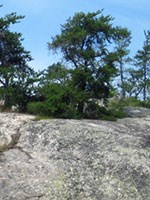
[143,64,147,101]
[120,60,125,99]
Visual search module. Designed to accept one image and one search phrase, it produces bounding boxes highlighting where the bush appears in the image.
[27,101,81,119]
[27,98,128,121]
[121,97,142,107]
[27,102,49,116]
[83,100,126,121]
[140,99,150,108]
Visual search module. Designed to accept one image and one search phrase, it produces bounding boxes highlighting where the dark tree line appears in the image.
[0,8,150,118]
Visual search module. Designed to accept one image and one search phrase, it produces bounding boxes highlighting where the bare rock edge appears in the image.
[0,111,150,200]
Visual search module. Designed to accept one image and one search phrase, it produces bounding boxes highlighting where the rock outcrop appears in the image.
[0,112,150,200]
[124,106,150,118]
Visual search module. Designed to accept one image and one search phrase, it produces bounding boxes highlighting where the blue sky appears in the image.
[1,0,150,71]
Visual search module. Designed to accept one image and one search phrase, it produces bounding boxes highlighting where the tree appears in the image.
[0,11,33,109]
[123,68,143,98]
[114,29,131,99]
[48,10,131,114]
[41,62,70,85]
[27,63,80,118]
[10,68,40,112]
[134,30,150,101]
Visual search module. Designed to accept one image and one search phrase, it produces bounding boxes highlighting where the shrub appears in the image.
[27,102,48,116]
[27,101,81,119]
[121,97,142,107]
[140,99,150,108]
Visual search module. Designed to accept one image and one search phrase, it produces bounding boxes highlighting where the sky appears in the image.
[0,0,150,71]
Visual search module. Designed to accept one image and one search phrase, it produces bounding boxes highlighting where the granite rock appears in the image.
[0,112,150,200]
[124,106,150,118]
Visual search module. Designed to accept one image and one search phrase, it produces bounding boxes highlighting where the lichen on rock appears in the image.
[0,112,150,199]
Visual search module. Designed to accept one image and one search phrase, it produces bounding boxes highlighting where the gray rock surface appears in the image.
[124,106,150,117]
[0,112,150,200]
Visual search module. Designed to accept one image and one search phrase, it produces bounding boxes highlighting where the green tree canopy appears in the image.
[0,11,35,110]
[114,29,131,99]
[48,10,131,114]
[134,30,150,100]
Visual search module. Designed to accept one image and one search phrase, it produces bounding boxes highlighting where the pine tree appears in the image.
[0,10,34,109]
[48,10,131,114]
[134,30,150,100]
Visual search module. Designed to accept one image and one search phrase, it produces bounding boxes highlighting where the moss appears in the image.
[0,143,9,154]
[100,174,143,200]
[45,172,69,200]
[33,115,52,121]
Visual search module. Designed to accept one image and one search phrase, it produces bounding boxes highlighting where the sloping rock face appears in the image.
[124,106,150,118]
[0,112,150,200]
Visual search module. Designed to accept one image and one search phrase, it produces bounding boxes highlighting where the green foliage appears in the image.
[109,97,142,108]
[140,98,150,108]
[27,101,80,119]
[105,97,149,120]
[122,97,142,107]
[106,97,144,120]
[27,101,48,116]
[134,30,150,100]
[41,62,70,85]
[114,27,131,99]
[26,10,132,120]
[122,68,143,98]
[0,9,37,111]
[27,82,81,119]
[97,101,126,121]
[2,8,150,121]
[101,108,126,121]
[48,10,131,116]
